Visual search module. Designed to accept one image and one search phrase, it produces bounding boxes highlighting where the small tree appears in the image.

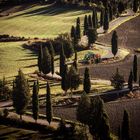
[76,17,81,39]
[60,44,66,77]
[92,8,98,29]
[111,30,118,57]
[32,81,39,123]
[46,82,52,124]
[100,8,105,26]
[83,67,91,94]
[61,64,70,94]
[88,15,93,28]
[84,15,88,35]
[13,69,30,120]
[133,55,137,82]
[42,47,51,74]
[103,8,109,32]
[111,68,125,90]
[87,28,97,47]
[77,92,91,125]
[128,70,133,91]
[48,41,55,57]
[51,55,54,75]
[121,110,130,140]
[71,26,76,39]
[38,45,43,72]
[69,66,80,94]
[133,0,138,13]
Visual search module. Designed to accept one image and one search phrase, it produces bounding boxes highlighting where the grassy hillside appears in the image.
[0,4,98,38]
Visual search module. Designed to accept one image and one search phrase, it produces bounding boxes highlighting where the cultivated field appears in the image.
[0,4,98,38]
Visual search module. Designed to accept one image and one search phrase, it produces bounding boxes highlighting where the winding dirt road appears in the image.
[79,15,140,81]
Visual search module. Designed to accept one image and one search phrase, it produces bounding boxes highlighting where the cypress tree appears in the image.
[139,75,140,87]
[38,45,43,72]
[88,15,93,28]
[133,0,138,13]
[100,8,105,27]
[51,55,54,75]
[111,30,118,57]
[109,4,113,21]
[77,92,91,125]
[121,110,130,140]
[76,17,81,40]
[71,26,76,39]
[49,41,55,57]
[87,28,97,47]
[69,66,80,94]
[32,81,39,123]
[84,15,88,35]
[42,47,51,74]
[83,67,91,94]
[61,64,70,94]
[103,8,109,32]
[133,55,137,82]
[60,44,66,77]
[128,70,133,91]
[46,82,52,124]
[13,69,30,120]
[37,79,39,92]
[92,8,98,29]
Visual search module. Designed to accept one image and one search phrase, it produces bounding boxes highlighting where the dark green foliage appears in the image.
[61,64,70,94]
[111,68,125,90]
[51,55,54,75]
[84,15,88,35]
[92,8,98,29]
[111,30,118,57]
[83,67,91,94]
[76,17,81,39]
[109,4,113,21]
[60,44,66,77]
[121,110,130,140]
[71,26,76,38]
[38,45,43,72]
[133,0,138,13]
[133,55,137,82]
[69,66,80,93]
[118,1,125,14]
[103,8,109,32]
[48,41,55,57]
[88,15,93,28]
[89,96,111,140]
[32,82,39,122]
[87,28,97,47]
[42,47,52,74]
[128,70,133,91]
[63,39,74,58]
[100,9,105,26]
[13,69,30,119]
[0,77,11,100]
[46,82,52,124]
[139,75,140,87]
[77,92,91,125]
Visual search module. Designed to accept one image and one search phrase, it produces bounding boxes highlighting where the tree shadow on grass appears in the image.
[7,4,90,19]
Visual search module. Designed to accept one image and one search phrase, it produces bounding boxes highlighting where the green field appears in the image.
[0,4,99,38]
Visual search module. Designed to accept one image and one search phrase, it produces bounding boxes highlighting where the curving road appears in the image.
[79,15,140,81]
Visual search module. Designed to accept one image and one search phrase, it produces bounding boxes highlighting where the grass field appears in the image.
[0,4,99,38]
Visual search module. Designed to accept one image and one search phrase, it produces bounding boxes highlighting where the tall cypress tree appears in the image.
[133,55,137,82]
[76,17,81,39]
[84,15,88,35]
[46,82,52,124]
[88,15,93,28]
[49,41,55,57]
[133,0,138,13]
[13,69,30,120]
[87,28,97,47]
[61,64,70,94]
[71,26,76,39]
[42,47,51,74]
[100,8,105,27]
[38,45,43,72]
[92,8,98,29]
[128,70,133,91]
[139,75,140,87]
[32,81,39,123]
[51,55,54,75]
[109,4,113,21]
[121,110,130,140]
[103,8,109,32]
[60,44,66,77]
[111,30,118,57]
[83,67,91,94]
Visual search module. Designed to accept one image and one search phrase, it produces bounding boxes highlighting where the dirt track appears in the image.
[79,15,140,81]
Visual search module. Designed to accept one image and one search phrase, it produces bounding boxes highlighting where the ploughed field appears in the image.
[79,15,140,81]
